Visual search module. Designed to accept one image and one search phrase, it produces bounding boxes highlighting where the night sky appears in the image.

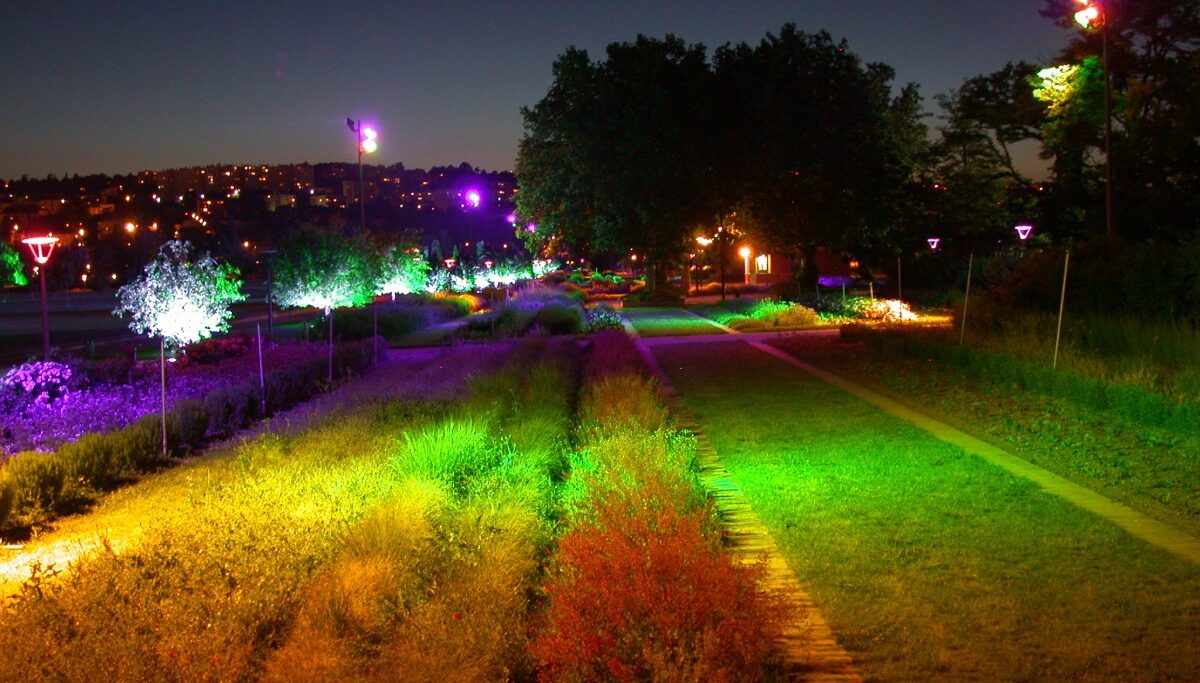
[0,1,1067,179]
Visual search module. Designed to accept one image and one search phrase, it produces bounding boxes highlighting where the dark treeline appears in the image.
[517,6,1200,317]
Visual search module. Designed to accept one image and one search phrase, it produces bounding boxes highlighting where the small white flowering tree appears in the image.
[114,240,246,455]
[274,227,375,382]
[376,245,430,301]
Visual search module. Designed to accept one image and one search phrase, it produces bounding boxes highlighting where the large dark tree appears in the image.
[1038,0,1200,243]
[516,36,721,289]
[714,26,926,283]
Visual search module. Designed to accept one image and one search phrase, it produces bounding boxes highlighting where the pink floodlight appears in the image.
[1015,224,1033,240]
[525,223,537,234]
[361,126,377,141]
[465,190,481,208]
[927,237,940,250]
[506,213,517,224]
[21,235,59,264]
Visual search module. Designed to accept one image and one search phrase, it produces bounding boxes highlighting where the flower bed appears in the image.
[533,330,783,679]
[0,338,377,531]
[1,340,358,456]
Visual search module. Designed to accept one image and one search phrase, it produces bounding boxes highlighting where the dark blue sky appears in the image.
[0,1,1067,179]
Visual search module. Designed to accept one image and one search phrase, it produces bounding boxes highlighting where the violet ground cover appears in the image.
[1,342,331,456]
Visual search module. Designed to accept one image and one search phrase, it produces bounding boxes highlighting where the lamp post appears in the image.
[1074,0,1114,247]
[22,235,59,360]
[346,119,378,232]
[739,246,752,285]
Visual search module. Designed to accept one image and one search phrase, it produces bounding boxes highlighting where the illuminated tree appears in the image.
[114,240,245,347]
[274,226,374,312]
[376,244,431,300]
[274,226,375,381]
[0,242,29,287]
[113,240,246,455]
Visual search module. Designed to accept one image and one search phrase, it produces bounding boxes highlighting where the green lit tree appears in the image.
[0,242,29,287]
[113,240,246,455]
[274,226,375,381]
[376,244,431,300]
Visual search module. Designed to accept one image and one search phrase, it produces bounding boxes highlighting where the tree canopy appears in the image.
[113,240,246,346]
[516,26,925,286]
[274,225,375,312]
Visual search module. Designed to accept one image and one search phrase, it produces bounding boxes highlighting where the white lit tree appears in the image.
[114,240,246,455]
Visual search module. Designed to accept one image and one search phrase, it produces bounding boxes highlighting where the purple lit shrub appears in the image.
[0,341,364,456]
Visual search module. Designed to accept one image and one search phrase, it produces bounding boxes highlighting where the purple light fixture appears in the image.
[927,237,941,250]
[1015,224,1033,241]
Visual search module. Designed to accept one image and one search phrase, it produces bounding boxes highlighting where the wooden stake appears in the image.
[960,252,974,346]
[1053,250,1071,369]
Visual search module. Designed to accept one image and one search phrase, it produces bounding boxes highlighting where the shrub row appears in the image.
[533,330,782,680]
[847,325,1200,439]
[264,337,580,680]
[0,339,378,533]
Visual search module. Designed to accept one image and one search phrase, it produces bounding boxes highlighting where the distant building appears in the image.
[264,193,296,212]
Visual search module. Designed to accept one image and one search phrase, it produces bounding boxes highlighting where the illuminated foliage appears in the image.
[274,226,375,312]
[376,245,431,298]
[0,242,29,287]
[113,240,246,347]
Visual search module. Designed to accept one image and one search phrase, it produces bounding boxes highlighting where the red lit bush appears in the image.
[531,487,781,682]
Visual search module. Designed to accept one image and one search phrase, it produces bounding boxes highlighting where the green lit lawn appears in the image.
[654,341,1200,682]
[771,336,1200,539]
[621,307,727,337]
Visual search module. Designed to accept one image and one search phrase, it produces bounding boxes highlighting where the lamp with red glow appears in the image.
[22,235,59,264]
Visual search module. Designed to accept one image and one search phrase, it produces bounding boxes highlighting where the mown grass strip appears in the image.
[751,339,1200,567]
[653,340,1200,683]
[621,306,731,337]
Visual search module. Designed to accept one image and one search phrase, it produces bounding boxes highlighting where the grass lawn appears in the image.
[770,335,1200,538]
[622,306,728,337]
[653,340,1200,682]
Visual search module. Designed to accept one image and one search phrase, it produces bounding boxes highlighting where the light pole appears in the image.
[739,246,752,286]
[346,119,378,232]
[1074,0,1114,247]
[22,235,59,360]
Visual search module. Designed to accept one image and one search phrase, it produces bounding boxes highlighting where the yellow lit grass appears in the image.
[0,403,441,682]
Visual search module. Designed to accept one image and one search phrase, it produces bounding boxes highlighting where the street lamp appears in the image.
[346,118,378,232]
[22,235,59,360]
[739,246,752,285]
[927,237,941,251]
[1074,0,1115,247]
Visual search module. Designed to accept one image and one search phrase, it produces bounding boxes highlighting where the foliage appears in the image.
[113,240,246,347]
[0,339,376,531]
[375,245,430,298]
[1,361,80,412]
[516,35,723,284]
[274,226,375,312]
[585,304,624,332]
[715,26,927,268]
[0,242,28,287]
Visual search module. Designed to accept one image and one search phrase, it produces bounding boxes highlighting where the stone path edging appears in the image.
[748,339,1200,567]
[635,338,863,682]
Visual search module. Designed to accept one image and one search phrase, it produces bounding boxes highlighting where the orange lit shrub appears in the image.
[531,489,781,682]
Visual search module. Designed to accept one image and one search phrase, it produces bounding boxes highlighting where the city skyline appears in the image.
[1,1,1065,179]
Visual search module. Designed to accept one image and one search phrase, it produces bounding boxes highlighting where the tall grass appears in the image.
[264,337,581,681]
[957,297,1200,400]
